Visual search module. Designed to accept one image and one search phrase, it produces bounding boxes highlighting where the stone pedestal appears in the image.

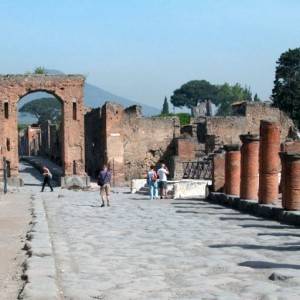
[224,144,241,196]
[7,177,24,187]
[258,121,280,204]
[61,175,90,189]
[240,134,259,200]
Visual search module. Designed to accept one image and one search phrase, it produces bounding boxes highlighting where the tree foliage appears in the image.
[161,96,170,114]
[170,80,255,116]
[170,80,218,108]
[253,93,261,102]
[215,83,252,116]
[272,48,300,125]
[19,97,61,124]
[158,113,190,126]
[34,66,46,74]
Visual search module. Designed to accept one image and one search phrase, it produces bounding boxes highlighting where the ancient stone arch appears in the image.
[0,74,88,187]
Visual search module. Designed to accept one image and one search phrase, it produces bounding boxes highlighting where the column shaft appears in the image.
[225,145,241,196]
[258,121,280,204]
[240,134,260,200]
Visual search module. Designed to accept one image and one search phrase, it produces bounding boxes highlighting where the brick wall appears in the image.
[85,102,179,183]
[202,102,294,147]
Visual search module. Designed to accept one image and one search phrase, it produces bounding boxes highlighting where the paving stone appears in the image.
[19,162,300,299]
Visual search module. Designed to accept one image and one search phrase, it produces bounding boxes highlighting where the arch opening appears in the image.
[18,91,63,167]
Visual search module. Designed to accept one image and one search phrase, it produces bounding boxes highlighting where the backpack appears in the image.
[97,171,107,186]
[150,171,158,182]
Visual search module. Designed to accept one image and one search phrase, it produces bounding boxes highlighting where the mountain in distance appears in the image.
[19,69,160,117]
[83,82,160,116]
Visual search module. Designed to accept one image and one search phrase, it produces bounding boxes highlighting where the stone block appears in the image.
[7,176,24,187]
[173,180,210,199]
[131,179,147,193]
[61,175,90,189]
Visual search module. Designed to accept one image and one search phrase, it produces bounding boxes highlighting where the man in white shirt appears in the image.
[157,163,169,199]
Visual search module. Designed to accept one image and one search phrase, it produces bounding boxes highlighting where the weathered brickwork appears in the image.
[0,74,86,178]
[176,137,196,161]
[19,125,41,156]
[200,102,294,148]
[85,102,179,183]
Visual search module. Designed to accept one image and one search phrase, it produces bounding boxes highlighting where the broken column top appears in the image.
[224,144,240,152]
[240,134,260,143]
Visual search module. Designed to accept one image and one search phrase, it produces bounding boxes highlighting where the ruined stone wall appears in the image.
[203,102,294,148]
[123,113,178,180]
[27,126,41,156]
[49,124,62,165]
[84,102,179,183]
[102,103,125,184]
[245,103,294,141]
[206,116,248,145]
[84,108,104,178]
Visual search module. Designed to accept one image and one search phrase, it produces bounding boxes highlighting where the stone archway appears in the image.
[0,74,89,187]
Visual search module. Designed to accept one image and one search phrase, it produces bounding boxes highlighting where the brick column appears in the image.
[280,152,300,210]
[212,150,225,192]
[239,134,260,200]
[258,121,280,204]
[224,144,241,196]
[279,152,287,209]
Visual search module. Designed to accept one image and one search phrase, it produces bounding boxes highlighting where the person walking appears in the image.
[41,166,53,192]
[147,165,158,200]
[98,165,112,207]
[157,163,169,199]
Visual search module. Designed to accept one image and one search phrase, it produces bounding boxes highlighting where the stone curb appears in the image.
[207,192,300,227]
[20,194,60,300]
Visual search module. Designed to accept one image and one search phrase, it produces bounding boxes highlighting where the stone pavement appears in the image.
[0,192,31,299]
[18,162,300,300]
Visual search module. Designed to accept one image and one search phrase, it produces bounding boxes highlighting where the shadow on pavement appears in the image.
[20,165,43,182]
[171,202,208,206]
[219,217,264,222]
[258,232,300,238]
[240,224,298,230]
[209,243,300,251]
[176,210,202,214]
[239,260,300,270]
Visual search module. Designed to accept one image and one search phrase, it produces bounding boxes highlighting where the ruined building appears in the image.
[19,124,41,156]
[85,102,180,185]
[84,100,295,185]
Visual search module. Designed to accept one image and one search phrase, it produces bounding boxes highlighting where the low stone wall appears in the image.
[131,178,210,199]
[208,192,300,227]
[173,180,210,199]
[131,179,147,193]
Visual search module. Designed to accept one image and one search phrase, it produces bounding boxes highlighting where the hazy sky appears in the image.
[0,0,299,109]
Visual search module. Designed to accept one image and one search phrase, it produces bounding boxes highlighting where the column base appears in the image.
[7,177,24,187]
[61,175,90,189]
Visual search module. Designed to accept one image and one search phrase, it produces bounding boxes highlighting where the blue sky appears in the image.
[0,0,299,109]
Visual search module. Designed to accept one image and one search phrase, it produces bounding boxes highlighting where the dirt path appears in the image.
[0,193,31,299]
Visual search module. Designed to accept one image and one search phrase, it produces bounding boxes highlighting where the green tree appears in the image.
[170,79,254,115]
[19,97,61,124]
[253,93,261,102]
[272,48,300,125]
[170,80,218,108]
[215,83,252,116]
[161,97,169,114]
[34,66,46,74]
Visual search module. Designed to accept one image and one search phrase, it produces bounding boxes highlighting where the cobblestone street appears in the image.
[20,162,300,300]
